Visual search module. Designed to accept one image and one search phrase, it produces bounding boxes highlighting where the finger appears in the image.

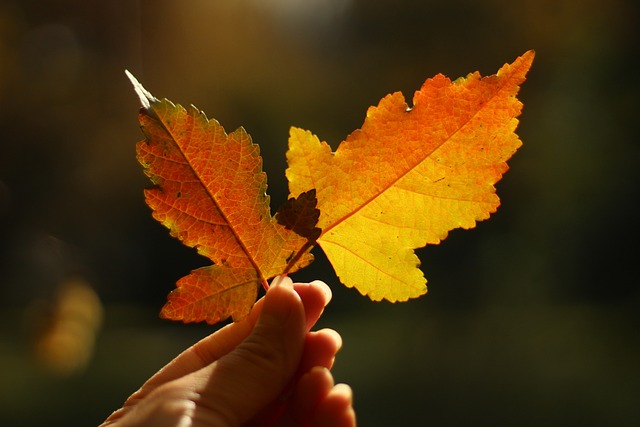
[301,280,332,305]
[288,366,334,425]
[291,280,331,330]
[298,329,342,375]
[191,278,308,425]
[251,330,341,427]
[314,383,356,427]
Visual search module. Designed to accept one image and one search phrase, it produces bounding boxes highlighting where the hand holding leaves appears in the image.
[127,51,534,324]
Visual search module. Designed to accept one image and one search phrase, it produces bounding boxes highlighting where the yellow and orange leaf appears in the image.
[127,72,314,324]
[286,51,534,302]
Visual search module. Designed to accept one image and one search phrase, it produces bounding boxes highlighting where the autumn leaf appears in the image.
[126,71,315,324]
[285,50,534,302]
[127,51,532,324]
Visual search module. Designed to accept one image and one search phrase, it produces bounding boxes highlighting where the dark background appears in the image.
[1,0,638,425]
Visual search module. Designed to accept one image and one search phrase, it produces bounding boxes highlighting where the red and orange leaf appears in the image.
[160,266,258,323]
[127,72,314,324]
[286,51,534,302]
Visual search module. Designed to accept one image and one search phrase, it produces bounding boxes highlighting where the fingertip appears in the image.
[287,366,334,425]
[302,366,334,396]
[260,276,302,330]
[330,383,353,403]
[248,276,295,324]
[309,280,332,305]
[315,383,356,427]
[316,328,343,351]
[291,282,328,330]
[298,329,342,375]
[271,275,294,288]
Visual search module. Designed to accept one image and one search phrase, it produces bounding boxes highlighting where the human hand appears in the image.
[100,277,356,427]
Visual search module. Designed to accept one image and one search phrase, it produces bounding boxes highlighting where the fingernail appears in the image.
[271,275,293,289]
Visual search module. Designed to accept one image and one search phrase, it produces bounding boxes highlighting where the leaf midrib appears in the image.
[319,67,522,239]
[151,105,265,281]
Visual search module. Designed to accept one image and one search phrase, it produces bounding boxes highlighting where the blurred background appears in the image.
[1,0,638,425]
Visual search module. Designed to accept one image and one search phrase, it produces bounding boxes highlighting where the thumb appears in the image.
[193,278,307,426]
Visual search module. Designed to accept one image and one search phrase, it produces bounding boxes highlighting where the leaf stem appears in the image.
[282,240,315,276]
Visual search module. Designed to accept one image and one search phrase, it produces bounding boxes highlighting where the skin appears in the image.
[101,277,356,427]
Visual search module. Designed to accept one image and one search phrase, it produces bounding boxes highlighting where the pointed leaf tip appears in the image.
[125,70,157,110]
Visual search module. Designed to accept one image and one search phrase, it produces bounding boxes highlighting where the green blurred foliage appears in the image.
[1,0,638,425]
